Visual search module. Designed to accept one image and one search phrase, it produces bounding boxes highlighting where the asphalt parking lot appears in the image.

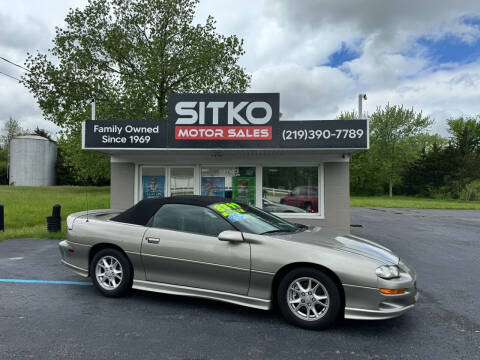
[0,208,479,360]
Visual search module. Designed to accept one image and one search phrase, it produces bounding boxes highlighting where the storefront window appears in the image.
[141,167,166,199]
[262,167,318,213]
[171,168,194,196]
[201,167,256,205]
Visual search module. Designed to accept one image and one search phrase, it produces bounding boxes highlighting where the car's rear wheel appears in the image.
[90,248,133,297]
[277,267,342,330]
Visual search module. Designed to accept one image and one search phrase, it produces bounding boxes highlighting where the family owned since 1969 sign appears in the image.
[83,93,368,149]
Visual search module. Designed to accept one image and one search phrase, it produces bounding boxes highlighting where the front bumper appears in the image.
[344,259,418,320]
[344,287,419,320]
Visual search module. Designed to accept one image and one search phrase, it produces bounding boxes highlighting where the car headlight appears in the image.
[376,265,400,279]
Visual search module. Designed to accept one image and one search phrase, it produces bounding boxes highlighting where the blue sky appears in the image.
[328,33,480,69]
[327,43,360,68]
[328,17,480,69]
[418,35,480,65]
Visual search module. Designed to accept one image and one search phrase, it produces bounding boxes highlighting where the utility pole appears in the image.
[358,93,367,119]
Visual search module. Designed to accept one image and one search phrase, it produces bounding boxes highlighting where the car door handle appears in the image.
[146,237,160,244]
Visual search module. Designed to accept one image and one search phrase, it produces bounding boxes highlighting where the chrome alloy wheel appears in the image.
[95,256,123,290]
[287,277,330,321]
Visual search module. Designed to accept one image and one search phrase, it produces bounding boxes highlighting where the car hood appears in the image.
[271,226,399,264]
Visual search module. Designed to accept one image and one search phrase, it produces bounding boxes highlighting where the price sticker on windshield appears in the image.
[213,202,245,217]
[228,213,244,222]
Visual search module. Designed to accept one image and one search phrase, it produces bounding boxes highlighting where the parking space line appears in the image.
[0,279,92,285]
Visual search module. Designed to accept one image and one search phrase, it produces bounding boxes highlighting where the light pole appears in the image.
[358,93,367,119]
[91,98,96,120]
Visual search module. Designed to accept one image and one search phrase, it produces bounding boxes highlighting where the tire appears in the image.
[90,248,133,297]
[304,202,313,211]
[277,267,342,330]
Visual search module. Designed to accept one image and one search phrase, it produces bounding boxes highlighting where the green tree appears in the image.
[445,116,480,196]
[57,133,110,185]
[337,110,384,195]
[22,0,251,182]
[370,104,432,197]
[336,110,358,120]
[402,117,480,199]
[33,126,53,141]
[402,137,455,197]
[446,116,480,155]
[0,117,29,184]
[1,117,28,149]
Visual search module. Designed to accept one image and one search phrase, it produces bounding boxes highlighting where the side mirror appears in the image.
[288,191,293,196]
[218,230,244,242]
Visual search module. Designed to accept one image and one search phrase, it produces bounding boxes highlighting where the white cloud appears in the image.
[194,0,480,131]
[0,79,59,135]
[251,63,355,119]
[341,34,430,89]
[336,61,480,135]
[266,0,480,41]
[0,0,479,138]
[0,0,86,137]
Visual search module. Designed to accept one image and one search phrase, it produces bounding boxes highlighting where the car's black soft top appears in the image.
[111,195,234,226]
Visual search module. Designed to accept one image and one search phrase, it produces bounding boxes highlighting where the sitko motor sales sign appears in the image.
[171,93,278,141]
[83,93,368,149]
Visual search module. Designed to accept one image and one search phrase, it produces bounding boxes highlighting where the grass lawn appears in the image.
[1,186,479,241]
[350,196,480,210]
[0,186,110,241]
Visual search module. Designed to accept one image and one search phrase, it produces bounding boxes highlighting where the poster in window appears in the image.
[201,177,225,197]
[142,176,165,199]
[232,176,255,205]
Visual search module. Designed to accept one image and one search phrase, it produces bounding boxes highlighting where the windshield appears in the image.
[209,201,303,235]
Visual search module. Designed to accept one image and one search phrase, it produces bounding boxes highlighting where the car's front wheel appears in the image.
[277,267,342,330]
[90,248,133,297]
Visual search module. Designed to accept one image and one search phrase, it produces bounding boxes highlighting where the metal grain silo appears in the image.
[9,135,57,186]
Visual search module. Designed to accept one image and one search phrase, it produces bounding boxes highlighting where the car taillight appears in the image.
[66,216,75,230]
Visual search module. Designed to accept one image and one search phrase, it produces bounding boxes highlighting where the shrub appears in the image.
[0,161,7,185]
[459,180,480,201]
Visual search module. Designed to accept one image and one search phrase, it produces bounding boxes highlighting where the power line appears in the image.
[0,56,30,72]
[0,71,21,82]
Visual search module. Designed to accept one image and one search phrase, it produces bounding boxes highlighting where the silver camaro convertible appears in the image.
[59,196,418,330]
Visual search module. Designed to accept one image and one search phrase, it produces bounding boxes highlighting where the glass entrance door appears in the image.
[170,167,195,196]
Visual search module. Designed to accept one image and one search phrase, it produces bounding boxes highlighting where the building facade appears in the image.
[83,93,368,233]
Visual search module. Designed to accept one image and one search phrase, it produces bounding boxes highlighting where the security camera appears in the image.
[362,94,367,100]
